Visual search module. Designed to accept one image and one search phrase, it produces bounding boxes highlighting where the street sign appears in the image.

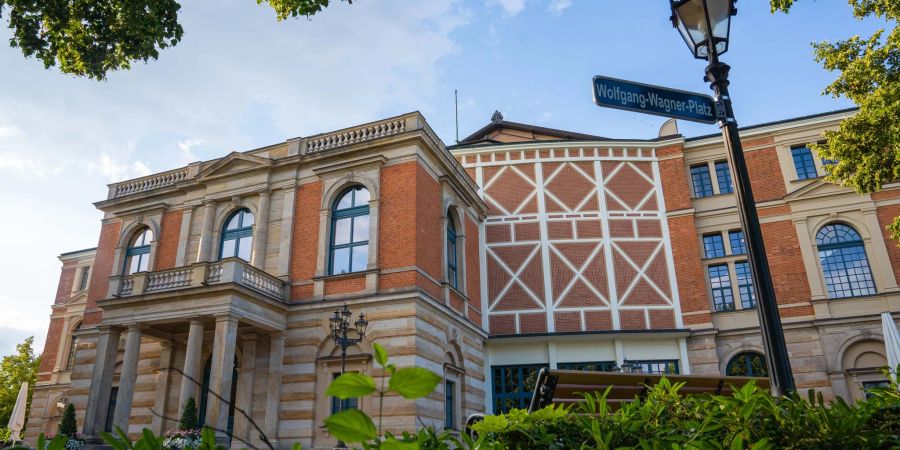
[592,75,718,124]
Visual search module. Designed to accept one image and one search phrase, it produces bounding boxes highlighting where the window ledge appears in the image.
[314,268,377,282]
[710,307,756,315]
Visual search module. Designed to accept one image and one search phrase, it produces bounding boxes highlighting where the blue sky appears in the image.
[0,0,886,355]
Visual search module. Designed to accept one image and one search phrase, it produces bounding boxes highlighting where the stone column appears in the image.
[264,333,284,448]
[197,201,217,263]
[276,187,296,278]
[151,341,174,434]
[83,327,121,438]
[233,334,258,443]
[206,316,238,442]
[113,326,143,432]
[863,209,900,292]
[179,320,205,414]
[175,207,194,267]
[793,219,827,301]
[251,191,271,268]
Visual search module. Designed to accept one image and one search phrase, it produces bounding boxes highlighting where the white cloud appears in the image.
[91,154,153,182]
[491,0,526,16]
[178,139,203,164]
[547,0,572,15]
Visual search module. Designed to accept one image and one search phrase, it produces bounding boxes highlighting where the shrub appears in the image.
[470,378,900,450]
[56,405,77,438]
[179,398,199,431]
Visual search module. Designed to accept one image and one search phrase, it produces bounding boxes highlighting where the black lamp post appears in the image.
[329,303,368,448]
[670,0,796,396]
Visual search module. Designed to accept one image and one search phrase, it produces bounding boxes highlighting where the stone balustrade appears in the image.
[109,166,194,198]
[109,258,286,302]
[305,118,406,154]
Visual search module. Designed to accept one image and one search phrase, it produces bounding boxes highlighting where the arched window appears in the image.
[725,352,768,377]
[330,186,370,275]
[66,322,81,371]
[447,212,458,289]
[816,224,876,298]
[124,228,153,274]
[220,208,254,261]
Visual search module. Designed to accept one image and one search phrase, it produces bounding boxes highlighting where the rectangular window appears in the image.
[792,147,818,180]
[78,266,91,291]
[444,380,455,429]
[690,164,714,198]
[734,261,756,309]
[729,230,746,255]
[702,233,726,259]
[491,364,546,414]
[557,361,617,372]
[330,373,359,415]
[714,160,733,194]
[630,360,679,374]
[708,264,735,311]
[105,387,118,432]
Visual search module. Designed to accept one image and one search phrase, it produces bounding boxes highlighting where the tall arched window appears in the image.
[66,322,81,371]
[725,352,768,377]
[447,212,458,289]
[220,208,254,261]
[330,186,370,275]
[816,224,876,298]
[124,228,153,274]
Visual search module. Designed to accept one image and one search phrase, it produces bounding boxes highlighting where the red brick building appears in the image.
[28,108,900,448]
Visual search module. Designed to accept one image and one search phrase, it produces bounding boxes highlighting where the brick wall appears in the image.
[84,221,122,326]
[745,147,787,202]
[54,264,76,304]
[465,215,481,306]
[877,204,900,284]
[37,318,65,381]
[289,180,322,299]
[761,219,813,317]
[657,145,691,212]
[415,162,443,284]
[667,215,710,325]
[379,162,417,271]
[154,209,183,270]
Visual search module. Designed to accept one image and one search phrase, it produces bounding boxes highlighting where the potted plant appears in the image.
[162,398,201,450]
[45,404,84,450]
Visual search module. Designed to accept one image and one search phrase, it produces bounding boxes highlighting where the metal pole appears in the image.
[336,325,349,448]
[704,52,796,396]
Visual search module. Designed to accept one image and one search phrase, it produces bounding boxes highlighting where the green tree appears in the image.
[178,397,199,431]
[772,1,900,240]
[0,0,351,80]
[0,337,41,433]
[57,404,77,437]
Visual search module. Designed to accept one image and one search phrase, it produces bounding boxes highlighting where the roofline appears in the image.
[459,119,607,144]
[59,247,97,258]
[685,107,858,142]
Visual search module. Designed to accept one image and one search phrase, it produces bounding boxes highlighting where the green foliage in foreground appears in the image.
[471,378,900,450]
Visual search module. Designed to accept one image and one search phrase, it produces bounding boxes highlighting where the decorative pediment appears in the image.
[197,152,273,181]
[784,179,847,202]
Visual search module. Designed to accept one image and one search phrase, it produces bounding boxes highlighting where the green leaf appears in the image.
[326,372,377,399]
[100,431,128,450]
[381,436,420,450]
[388,367,442,399]
[373,342,389,367]
[323,408,377,443]
[291,443,302,450]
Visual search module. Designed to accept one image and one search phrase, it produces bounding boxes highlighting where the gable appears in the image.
[197,152,273,181]
[784,179,850,202]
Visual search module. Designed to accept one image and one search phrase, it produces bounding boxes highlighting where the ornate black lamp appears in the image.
[329,303,367,448]
[669,0,795,396]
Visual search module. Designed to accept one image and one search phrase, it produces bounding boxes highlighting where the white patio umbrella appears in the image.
[882,312,900,376]
[7,382,28,444]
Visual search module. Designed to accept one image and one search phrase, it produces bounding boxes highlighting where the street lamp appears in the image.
[670,0,796,396]
[329,303,368,448]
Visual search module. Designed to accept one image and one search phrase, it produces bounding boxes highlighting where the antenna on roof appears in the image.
[455,89,460,144]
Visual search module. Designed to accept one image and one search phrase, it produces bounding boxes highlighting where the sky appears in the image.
[0,0,887,355]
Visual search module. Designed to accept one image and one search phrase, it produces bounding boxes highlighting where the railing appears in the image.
[305,118,406,153]
[111,167,192,198]
[110,258,285,302]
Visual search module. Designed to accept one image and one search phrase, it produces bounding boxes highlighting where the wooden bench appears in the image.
[528,368,770,412]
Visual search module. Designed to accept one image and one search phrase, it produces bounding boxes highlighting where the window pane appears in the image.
[332,248,350,274]
[729,230,746,255]
[241,211,254,227]
[690,164,714,198]
[334,218,352,245]
[702,234,726,258]
[557,361,617,372]
[126,256,138,275]
[354,187,371,207]
[137,254,149,272]
[226,214,241,230]
[221,238,236,258]
[237,236,252,261]
[351,245,368,272]
[792,147,818,180]
[336,191,354,210]
[735,261,755,308]
[79,267,90,290]
[352,215,369,243]
[714,161,733,194]
[707,264,734,311]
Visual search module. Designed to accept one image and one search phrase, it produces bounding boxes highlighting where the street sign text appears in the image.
[592,76,717,124]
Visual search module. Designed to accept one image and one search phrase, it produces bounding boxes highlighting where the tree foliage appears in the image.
[0,0,350,80]
[0,337,41,432]
[57,404,77,438]
[178,397,199,431]
[772,1,900,241]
